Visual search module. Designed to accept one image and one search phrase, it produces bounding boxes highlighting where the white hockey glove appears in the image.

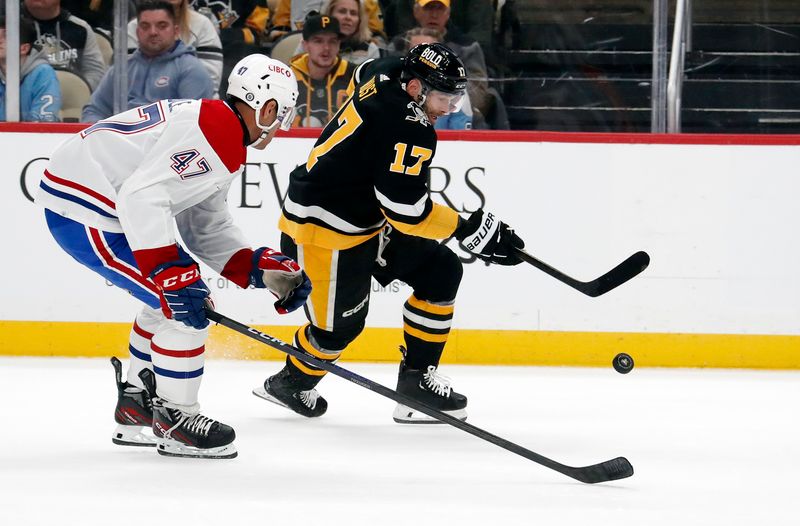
[454,209,525,266]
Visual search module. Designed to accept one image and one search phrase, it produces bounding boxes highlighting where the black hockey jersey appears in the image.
[279,57,460,250]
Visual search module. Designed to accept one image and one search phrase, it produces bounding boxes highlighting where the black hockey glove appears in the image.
[454,209,525,266]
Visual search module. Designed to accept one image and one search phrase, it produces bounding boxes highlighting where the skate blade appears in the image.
[252,386,289,409]
[156,439,237,459]
[392,404,468,424]
[112,424,157,447]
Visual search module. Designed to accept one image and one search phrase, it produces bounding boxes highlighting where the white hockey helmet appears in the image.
[227,54,299,133]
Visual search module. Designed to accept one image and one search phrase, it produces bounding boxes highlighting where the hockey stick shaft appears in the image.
[206,307,633,483]
[515,248,650,297]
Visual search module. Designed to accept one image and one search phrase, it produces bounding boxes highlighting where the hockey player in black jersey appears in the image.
[254,43,525,423]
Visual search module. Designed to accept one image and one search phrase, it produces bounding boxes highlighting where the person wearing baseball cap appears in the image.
[288,14,357,127]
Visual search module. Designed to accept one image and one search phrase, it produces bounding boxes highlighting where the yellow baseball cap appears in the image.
[417,0,450,7]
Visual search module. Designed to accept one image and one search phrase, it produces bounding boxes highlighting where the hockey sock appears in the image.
[286,324,343,384]
[402,295,454,369]
[149,323,207,406]
[126,306,162,389]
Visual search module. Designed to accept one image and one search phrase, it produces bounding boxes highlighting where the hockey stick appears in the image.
[206,307,633,484]
[515,248,650,297]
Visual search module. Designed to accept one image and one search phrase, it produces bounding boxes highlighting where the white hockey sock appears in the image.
[126,306,163,389]
[150,321,207,406]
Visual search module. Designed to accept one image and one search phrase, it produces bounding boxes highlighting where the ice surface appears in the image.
[1,357,797,525]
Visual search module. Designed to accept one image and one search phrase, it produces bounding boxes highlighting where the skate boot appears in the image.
[392,350,468,424]
[139,369,237,459]
[253,364,327,417]
[110,357,156,447]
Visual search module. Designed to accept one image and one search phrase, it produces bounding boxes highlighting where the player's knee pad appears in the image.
[135,305,164,333]
[414,245,463,302]
[308,322,364,353]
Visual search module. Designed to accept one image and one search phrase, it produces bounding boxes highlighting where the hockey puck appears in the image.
[613,353,634,374]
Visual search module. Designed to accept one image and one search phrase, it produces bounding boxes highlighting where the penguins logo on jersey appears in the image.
[405,102,430,127]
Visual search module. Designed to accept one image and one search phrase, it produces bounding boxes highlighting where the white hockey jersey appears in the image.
[36,99,252,281]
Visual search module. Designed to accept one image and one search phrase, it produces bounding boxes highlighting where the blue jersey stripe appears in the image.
[39,181,117,219]
[152,365,204,379]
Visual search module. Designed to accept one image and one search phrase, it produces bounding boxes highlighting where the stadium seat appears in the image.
[55,69,92,122]
[270,32,302,65]
[94,30,113,66]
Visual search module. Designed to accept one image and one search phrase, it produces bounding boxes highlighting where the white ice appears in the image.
[1,357,797,525]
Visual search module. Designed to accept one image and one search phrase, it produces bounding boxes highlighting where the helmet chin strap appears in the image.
[248,101,282,146]
[250,119,280,146]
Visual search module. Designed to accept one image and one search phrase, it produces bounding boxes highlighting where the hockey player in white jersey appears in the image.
[36,54,309,459]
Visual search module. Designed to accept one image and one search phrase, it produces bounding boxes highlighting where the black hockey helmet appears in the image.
[403,42,468,95]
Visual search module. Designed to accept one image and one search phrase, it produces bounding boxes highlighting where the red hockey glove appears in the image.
[150,259,211,329]
[249,248,312,314]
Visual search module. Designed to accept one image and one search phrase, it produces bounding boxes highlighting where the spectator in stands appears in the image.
[268,0,385,44]
[0,16,62,121]
[390,27,471,129]
[128,0,223,97]
[321,0,381,65]
[289,14,355,127]
[190,0,271,95]
[383,0,493,49]
[22,0,107,90]
[410,0,491,118]
[82,0,213,122]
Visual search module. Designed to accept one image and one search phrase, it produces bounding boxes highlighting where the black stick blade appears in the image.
[584,251,650,297]
[569,456,635,484]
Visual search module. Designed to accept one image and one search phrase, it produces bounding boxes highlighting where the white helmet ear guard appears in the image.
[227,54,299,135]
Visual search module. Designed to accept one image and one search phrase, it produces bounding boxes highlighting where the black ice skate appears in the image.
[139,369,237,459]
[110,357,155,447]
[252,365,327,418]
[393,353,468,424]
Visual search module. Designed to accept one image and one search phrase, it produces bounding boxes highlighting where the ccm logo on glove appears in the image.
[158,268,201,289]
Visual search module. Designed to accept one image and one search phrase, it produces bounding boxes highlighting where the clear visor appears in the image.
[425,89,466,115]
[277,106,297,131]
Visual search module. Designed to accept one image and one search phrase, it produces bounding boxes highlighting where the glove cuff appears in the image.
[221,247,255,289]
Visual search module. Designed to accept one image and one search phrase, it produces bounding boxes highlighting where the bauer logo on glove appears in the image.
[455,209,525,266]
[464,211,499,253]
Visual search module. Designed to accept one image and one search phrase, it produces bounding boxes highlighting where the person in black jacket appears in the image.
[23,0,107,89]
